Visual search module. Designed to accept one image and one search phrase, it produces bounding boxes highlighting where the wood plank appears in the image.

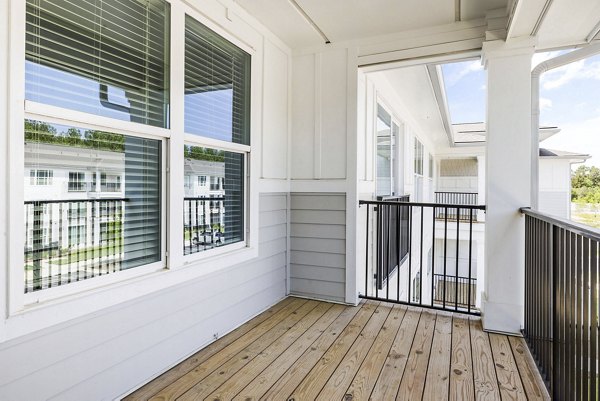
[449,316,474,401]
[489,334,527,401]
[422,313,453,401]
[261,302,370,401]
[231,303,348,401]
[396,310,437,401]
[218,303,346,401]
[123,297,298,401]
[286,301,382,401]
[469,319,501,401]
[344,305,407,401]
[313,302,393,401]
[147,300,318,401]
[370,308,421,400]
[180,301,332,401]
[508,336,550,401]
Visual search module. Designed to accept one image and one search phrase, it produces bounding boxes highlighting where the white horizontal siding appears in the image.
[290,193,346,303]
[0,193,288,401]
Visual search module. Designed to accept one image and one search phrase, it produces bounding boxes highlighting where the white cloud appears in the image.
[541,115,600,167]
[444,60,483,87]
[539,97,552,110]
[540,59,600,90]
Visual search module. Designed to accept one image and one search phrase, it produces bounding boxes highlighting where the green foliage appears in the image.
[184,145,225,162]
[571,165,600,203]
[25,119,125,152]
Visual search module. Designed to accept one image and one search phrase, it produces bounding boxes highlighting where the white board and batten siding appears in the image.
[290,193,347,303]
[0,193,288,401]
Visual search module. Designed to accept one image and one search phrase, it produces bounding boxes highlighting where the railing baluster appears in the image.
[419,206,424,305]
[365,204,369,298]
[591,239,598,401]
[468,208,473,313]
[431,206,436,308]
[455,206,460,311]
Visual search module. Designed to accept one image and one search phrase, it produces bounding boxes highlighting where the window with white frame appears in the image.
[29,169,53,185]
[68,172,86,192]
[414,138,424,201]
[182,15,249,256]
[376,104,393,197]
[22,0,169,294]
[16,0,253,306]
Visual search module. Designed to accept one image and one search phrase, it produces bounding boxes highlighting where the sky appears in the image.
[441,54,600,168]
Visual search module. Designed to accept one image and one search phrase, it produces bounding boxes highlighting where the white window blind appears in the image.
[25,0,170,128]
[184,15,250,145]
[23,120,161,292]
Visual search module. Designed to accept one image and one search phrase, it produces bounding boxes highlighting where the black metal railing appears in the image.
[434,192,478,221]
[24,198,127,293]
[375,195,410,290]
[522,207,599,401]
[433,274,477,309]
[183,196,225,255]
[360,199,485,315]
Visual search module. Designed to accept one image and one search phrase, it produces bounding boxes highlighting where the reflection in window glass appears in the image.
[183,145,244,255]
[376,105,393,197]
[23,119,161,293]
[184,15,251,144]
[25,0,171,128]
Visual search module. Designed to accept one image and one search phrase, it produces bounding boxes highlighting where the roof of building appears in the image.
[539,148,591,160]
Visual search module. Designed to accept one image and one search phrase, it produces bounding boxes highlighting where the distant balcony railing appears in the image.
[521,207,599,401]
[433,274,476,309]
[24,198,127,293]
[360,199,485,314]
[434,192,478,221]
[183,196,226,255]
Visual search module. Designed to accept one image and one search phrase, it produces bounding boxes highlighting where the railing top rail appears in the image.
[434,191,478,195]
[25,198,129,204]
[359,199,486,210]
[184,196,226,201]
[520,206,600,242]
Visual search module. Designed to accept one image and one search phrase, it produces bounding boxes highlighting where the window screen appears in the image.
[25,0,171,128]
[184,15,251,145]
[183,145,244,255]
[24,119,161,292]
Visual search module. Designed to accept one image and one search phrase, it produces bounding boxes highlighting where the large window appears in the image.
[25,0,171,127]
[376,104,393,197]
[17,0,252,304]
[182,16,249,257]
[24,120,161,292]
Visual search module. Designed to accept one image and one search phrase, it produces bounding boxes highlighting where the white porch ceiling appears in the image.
[374,66,450,149]
[235,0,508,48]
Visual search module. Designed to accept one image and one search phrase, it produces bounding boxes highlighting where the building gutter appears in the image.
[531,42,600,208]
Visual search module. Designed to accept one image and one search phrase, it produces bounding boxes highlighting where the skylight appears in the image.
[440,60,486,124]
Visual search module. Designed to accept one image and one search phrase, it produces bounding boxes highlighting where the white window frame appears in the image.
[6,0,261,339]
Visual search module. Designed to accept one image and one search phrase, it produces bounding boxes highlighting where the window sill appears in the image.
[3,245,259,342]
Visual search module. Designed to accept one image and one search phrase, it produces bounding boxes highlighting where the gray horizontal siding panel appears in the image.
[291,194,346,211]
[290,210,345,225]
[289,192,346,304]
[0,193,288,401]
[290,264,345,282]
[290,250,345,268]
[290,237,345,254]
[290,279,346,303]
[291,223,346,239]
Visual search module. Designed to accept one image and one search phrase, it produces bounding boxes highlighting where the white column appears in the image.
[482,39,535,334]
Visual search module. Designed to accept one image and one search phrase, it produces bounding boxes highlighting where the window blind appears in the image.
[183,146,244,255]
[184,15,251,145]
[25,0,170,128]
[23,120,161,292]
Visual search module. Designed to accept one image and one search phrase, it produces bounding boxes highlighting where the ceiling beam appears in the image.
[426,64,455,147]
[288,0,331,44]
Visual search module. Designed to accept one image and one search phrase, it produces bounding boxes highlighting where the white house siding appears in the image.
[290,193,346,303]
[539,158,572,219]
[0,193,288,401]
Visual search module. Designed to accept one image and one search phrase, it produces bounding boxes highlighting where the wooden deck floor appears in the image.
[124,297,550,401]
